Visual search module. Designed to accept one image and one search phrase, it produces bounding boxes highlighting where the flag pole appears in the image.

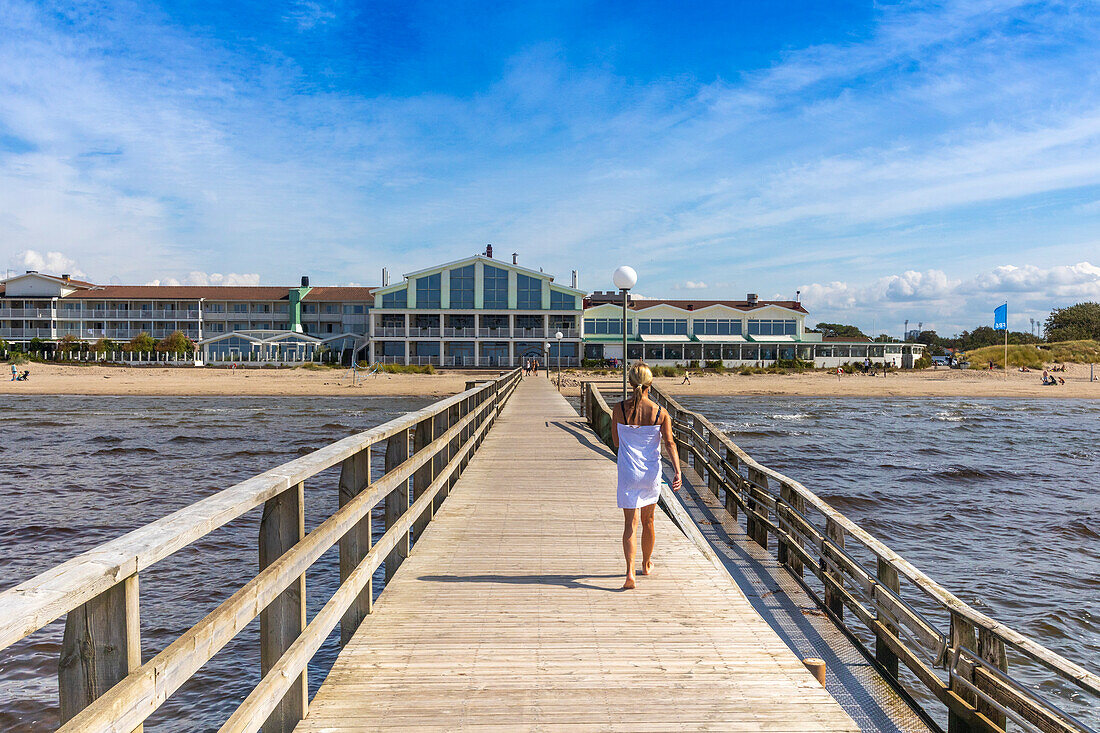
[1003,302,1008,380]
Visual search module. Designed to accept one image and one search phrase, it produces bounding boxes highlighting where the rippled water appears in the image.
[2,395,1098,730]
[0,396,435,732]
[680,396,1100,726]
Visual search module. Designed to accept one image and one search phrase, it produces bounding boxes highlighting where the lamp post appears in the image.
[542,341,550,379]
[555,330,563,391]
[612,266,638,401]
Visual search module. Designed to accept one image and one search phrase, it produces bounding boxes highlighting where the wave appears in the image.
[91,446,158,456]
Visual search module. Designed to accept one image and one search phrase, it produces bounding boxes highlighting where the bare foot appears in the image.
[641,561,653,576]
[621,575,636,590]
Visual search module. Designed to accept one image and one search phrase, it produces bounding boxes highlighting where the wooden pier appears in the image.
[0,368,1097,732]
[299,377,856,731]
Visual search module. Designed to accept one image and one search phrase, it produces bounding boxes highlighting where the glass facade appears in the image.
[483,265,508,309]
[381,289,406,308]
[637,318,688,335]
[583,318,631,335]
[694,319,742,335]
[747,319,797,336]
[516,274,541,309]
[416,274,441,309]
[449,265,474,308]
[550,289,576,310]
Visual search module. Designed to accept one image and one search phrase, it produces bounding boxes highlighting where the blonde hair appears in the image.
[626,362,654,422]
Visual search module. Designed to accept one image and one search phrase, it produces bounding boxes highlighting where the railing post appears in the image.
[874,557,899,680]
[412,414,435,541]
[446,401,461,495]
[723,448,738,519]
[949,613,978,733]
[746,468,769,549]
[338,447,372,646]
[778,483,803,576]
[259,482,307,732]
[690,415,703,474]
[976,627,1008,731]
[385,429,410,582]
[58,574,142,730]
[707,430,721,499]
[433,405,450,513]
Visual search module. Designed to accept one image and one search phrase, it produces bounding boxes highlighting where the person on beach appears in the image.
[681,371,692,385]
[9,363,16,381]
[611,362,682,590]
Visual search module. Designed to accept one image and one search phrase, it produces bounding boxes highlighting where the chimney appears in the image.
[747,293,758,307]
[795,290,801,302]
[26,270,37,274]
[571,269,578,289]
[301,276,309,288]
[485,244,493,258]
[687,303,694,311]
[381,267,389,287]
[62,274,71,282]
[512,252,518,265]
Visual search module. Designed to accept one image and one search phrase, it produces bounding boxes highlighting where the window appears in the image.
[253,304,270,313]
[343,304,365,314]
[637,318,687,335]
[208,323,225,333]
[583,318,631,335]
[324,304,340,314]
[275,304,288,313]
[303,304,317,314]
[516,274,541,309]
[416,273,441,308]
[231,303,248,313]
[450,265,474,308]
[694,319,743,336]
[205,303,226,313]
[380,341,405,357]
[550,289,575,310]
[483,265,508,309]
[380,288,407,309]
[515,315,542,330]
[747,319,797,336]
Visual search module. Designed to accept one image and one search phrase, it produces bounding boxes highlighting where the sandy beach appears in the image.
[2,362,1097,398]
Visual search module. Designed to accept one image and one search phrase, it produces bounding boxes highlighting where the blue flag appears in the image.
[994,303,1008,331]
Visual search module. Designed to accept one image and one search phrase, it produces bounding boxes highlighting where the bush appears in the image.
[358,363,436,375]
[650,365,684,377]
[959,341,1100,369]
[93,338,118,354]
[914,352,932,369]
[8,352,29,366]
[57,334,87,353]
[127,332,156,353]
[157,330,195,354]
[704,360,727,374]
[774,358,812,371]
[29,337,47,352]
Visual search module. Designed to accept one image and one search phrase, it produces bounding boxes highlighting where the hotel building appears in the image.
[368,249,586,367]
[1,255,923,368]
[0,271,372,362]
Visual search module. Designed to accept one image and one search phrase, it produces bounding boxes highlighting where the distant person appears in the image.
[680,371,692,385]
[611,362,681,590]
[9,363,16,381]
[1042,370,1050,385]
[533,359,539,376]
[1058,376,1065,385]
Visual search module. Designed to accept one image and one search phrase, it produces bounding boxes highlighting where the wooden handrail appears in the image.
[584,381,1100,733]
[1,368,521,732]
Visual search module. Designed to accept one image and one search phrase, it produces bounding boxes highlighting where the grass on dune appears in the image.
[964,339,1100,369]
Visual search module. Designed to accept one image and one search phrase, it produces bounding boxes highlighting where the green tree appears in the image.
[28,337,47,352]
[1045,302,1100,342]
[57,334,87,353]
[814,322,868,339]
[93,338,118,353]
[157,330,196,354]
[128,332,157,353]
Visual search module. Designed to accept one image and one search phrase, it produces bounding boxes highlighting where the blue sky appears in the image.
[2,0,1100,335]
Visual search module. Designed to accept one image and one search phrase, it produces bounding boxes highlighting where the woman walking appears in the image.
[612,362,682,589]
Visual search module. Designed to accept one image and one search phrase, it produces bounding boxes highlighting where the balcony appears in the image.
[409,328,441,338]
[513,327,546,338]
[477,328,511,338]
[2,328,55,338]
[0,308,55,318]
[443,327,476,338]
[373,327,407,338]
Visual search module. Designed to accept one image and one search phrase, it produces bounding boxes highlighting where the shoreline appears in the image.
[1,362,1098,398]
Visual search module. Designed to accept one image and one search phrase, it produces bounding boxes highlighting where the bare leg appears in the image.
[640,504,656,575]
[621,508,638,589]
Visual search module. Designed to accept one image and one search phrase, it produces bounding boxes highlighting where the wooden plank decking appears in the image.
[297,377,859,731]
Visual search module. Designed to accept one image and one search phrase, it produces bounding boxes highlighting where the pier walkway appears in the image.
[298,377,858,731]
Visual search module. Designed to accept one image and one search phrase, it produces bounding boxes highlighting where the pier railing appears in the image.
[584,383,1100,733]
[0,368,521,732]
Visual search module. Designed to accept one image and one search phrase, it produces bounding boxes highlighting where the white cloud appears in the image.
[283,1,337,30]
[677,281,708,290]
[146,272,261,286]
[16,250,87,279]
[801,261,1100,335]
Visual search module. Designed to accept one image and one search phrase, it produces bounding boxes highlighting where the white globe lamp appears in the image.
[612,266,637,291]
